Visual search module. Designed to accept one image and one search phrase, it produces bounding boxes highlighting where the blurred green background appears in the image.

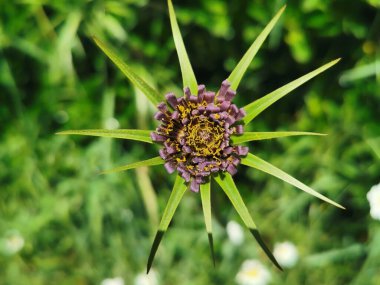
[1,0,379,284]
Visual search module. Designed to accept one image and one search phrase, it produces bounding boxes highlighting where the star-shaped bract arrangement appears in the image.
[57,0,345,273]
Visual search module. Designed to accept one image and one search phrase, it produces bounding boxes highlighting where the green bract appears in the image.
[57,0,344,273]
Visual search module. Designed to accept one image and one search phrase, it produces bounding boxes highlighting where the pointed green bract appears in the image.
[200,181,215,266]
[232,131,326,144]
[168,0,198,94]
[93,37,162,106]
[241,153,345,209]
[100,156,164,175]
[56,129,153,143]
[147,175,188,273]
[243,58,341,124]
[214,173,282,270]
[227,6,286,91]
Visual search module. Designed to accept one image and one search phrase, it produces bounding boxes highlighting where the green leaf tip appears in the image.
[214,173,281,269]
[167,0,198,94]
[243,58,341,124]
[99,156,164,175]
[147,175,187,271]
[147,230,165,274]
[227,5,286,91]
[92,36,162,106]
[241,153,345,209]
[56,129,153,143]
[231,131,326,144]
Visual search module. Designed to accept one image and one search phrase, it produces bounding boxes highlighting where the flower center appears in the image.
[151,80,249,192]
[185,117,224,157]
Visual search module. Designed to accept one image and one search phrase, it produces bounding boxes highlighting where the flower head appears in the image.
[273,241,299,268]
[367,182,380,220]
[57,0,344,273]
[236,259,271,285]
[152,80,248,192]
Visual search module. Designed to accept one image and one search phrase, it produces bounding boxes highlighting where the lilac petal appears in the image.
[198,84,206,97]
[231,156,241,166]
[154,111,166,120]
[219,101,231,111]
[225,89,236,101]
[184,87,191,98]
[157,102,167,112]
[159,148,168,159]
[190,179,200,192]
[229,104,238,115]
[235,108,246,121]
[223,147,233,155]
[151,132,166,142]
[171,111,180,120]
[227,164,237,175]
[204,91,215,103]
[206,104,220,113]
[236,146,249,156]
[235,125,244,134]
[182,145,192,153]
[164,161,176,174]
[189,95,198,103]
[165,92,178,108]
[219,80,231,97]
[181,171,191,182]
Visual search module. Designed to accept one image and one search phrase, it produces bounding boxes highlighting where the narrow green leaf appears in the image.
[168,0,198,94]
[227,6,286,90]
[147,175,188,273]
[93,36,162,106]
[100,156,164,175]
[200,181,215,266]
[56,129,153,143]
[232,131,326,144]
[241,153,345,209]
[214,173,282,270]
[243,58,341,124]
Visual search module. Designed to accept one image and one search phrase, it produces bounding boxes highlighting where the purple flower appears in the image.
[152,80,248,193]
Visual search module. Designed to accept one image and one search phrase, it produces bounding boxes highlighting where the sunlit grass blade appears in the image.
[214,173,282,270]
[232,131,326,144]
[227,6,286,91]
[147,175,188,273]
[93,36,162,106]
[200,181,215,266]
[100,157,164,175]
[56,129,153,143]
[241,153,345,209]
[243,58,341,124]
[168,0,198,94]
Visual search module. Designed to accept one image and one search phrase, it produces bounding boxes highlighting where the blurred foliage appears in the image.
[0,0,379,284]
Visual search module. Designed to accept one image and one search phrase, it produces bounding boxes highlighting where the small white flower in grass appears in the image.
[135,269,158,285]
[273,241,299,268]
[367,182,380,220]
[2,231,25,255]
[101,277,124,285]
[227,220,245,245]
[236,259,271,285]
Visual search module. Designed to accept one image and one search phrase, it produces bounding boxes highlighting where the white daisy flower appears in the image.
[273,241,299,268]
[367,182,380,220]
[100,277,124,285]
[2,231,25,255]
[134,269,158,285]
[227,220,245,245]
[236,259,271,285]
